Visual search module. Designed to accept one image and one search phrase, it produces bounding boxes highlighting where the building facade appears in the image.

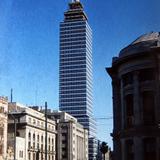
[0,96,8,160]
[59,0,97,159]
[8,102,56,160]
[107,32,160,160]
[47,111,88,160]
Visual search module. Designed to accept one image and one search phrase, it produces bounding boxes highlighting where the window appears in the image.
[41,136,43,143]
[33,142,35,149]
[33,133,35,141]
[125,94,134,128]
[52,138,54,145]
[33,119,36,124]
[19,151,23,158]
[37,135,39,142]
[28,118,31,123]
[126,140,134,160]
[28,142,31,149]
[139,68,155,82]
[28,153,31,160]
[142,91,155,125]
[122,73,133,87]
[33,153,35,160]
[28,132,31,141]
[16,131,20,137]
[143,138,156,160]
[37,135,39,149]
[41,144,43,151]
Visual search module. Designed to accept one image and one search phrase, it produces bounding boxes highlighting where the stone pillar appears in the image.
[121,139,126,160]
[120,79,125,130]
[133,71,142,125]
[112,76,121,131]
[112,76,121,160]
[156,138,160,160]
[134,137,143,160]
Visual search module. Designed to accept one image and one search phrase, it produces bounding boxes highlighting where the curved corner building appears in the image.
[59,0,97,159]
[107,32,160,160]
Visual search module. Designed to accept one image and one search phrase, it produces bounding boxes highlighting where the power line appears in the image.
[95,117,113,120]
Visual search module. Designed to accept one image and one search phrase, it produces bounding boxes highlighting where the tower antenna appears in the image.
[11,88,13,103]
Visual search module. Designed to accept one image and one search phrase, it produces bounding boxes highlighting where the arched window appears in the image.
[41,135,43,143]
[33,133,35,141]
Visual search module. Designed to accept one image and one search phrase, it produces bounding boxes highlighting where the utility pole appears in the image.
[45,102,48,160]
[9,114,16,160]
[14,118,16,160]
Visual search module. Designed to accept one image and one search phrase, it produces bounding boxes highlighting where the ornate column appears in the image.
[112,75,122,160]
[121,139,126,160]
[120,78,125,130]
[112,76,121,131]
[134,137,143,160]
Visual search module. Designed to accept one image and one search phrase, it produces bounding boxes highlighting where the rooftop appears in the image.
[119,32,160,58]
[132,32,160,45]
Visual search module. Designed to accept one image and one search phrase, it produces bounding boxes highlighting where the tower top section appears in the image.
[63,0,88,22]
[72,0,80,2]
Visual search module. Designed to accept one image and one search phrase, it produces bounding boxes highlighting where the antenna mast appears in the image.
[11,88,13,103]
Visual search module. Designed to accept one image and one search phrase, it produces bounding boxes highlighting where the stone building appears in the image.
[107,32,160,160]
[47,111,88,160]
[8,102,56,160]
[0,96,8,160]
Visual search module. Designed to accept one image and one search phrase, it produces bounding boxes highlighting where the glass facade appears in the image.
[59,1,97,159]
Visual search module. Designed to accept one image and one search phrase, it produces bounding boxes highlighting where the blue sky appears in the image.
[0,0,160,147]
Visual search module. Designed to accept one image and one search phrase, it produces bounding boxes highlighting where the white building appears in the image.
[47,111,88,160]
[59,1,97,159]
[7,102,56,160]
[0,96,8,160]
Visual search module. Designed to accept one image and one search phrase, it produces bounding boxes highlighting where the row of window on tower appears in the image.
[60,33,86,39]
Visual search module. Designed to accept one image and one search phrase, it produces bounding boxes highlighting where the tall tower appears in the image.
[59,0,97,159]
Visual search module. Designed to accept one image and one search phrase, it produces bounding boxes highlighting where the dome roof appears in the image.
[132,32,160,44]
[119,32,160,57]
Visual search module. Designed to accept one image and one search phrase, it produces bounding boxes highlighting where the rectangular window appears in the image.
[143,138,156,160]
[139,68,155,82]
[126,140,134,160]
[142,91,155,125]
[125,94,134,128]
[122,73,133,87]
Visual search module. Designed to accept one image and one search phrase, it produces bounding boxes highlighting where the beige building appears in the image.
[8,102,56,160]
[0,96,8,160]
[47,111,88,160]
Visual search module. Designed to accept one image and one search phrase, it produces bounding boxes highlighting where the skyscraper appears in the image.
[59,0,97,159]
